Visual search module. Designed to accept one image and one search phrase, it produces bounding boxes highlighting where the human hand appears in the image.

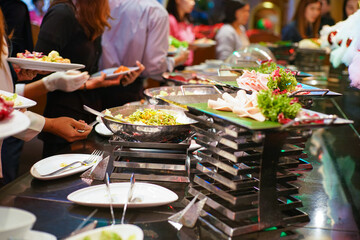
[15,68,38,81]
[43,117,92,142]
[188,43,198,51]
[174,50,189,66]
[85,71,123,89]
[121,61,145,86]
[42,70,89,92]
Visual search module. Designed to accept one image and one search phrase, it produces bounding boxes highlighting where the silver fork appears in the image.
[41,150,103,176]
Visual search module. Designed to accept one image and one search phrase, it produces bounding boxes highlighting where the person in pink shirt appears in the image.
[167,0,196,66]
[29,0,45,26]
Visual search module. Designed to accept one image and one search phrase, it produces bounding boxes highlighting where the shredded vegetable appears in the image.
[127,109,179,125]
[105,108,181,126]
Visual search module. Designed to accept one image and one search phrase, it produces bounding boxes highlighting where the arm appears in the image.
[141,8,169,77]
[43,117,91,142]
[16,71,90,99]
[22,79,48,99]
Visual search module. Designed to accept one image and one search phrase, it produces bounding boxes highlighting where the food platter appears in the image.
[162,72,214,85]
[7,57,85,72]
[91,66,140,80]
[0,110,30,140]
[101,104,196,142]
[144,85,221,105]
[0,90,37,109]
[192,38,217,48]
[67,182,178,208]
[186,102,352,131]
[213,79,342,98]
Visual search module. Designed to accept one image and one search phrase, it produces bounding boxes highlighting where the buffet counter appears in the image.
[0,75,359,239]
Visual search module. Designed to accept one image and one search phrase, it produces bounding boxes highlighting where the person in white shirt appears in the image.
[215,0,250,61]
[99,0,188,108]
[0,10,92,180]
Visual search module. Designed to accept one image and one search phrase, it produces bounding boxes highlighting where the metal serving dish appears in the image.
[144,85,221,105]
[102,105,197,143]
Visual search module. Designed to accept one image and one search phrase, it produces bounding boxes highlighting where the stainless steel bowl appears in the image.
[144,85,220,105]
[102,105,197,143]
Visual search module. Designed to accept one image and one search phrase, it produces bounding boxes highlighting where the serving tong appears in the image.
[105,173,116,225]
[83,105,131,124]
[121,173,135,224]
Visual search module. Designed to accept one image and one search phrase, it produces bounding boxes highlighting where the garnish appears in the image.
[266,67,298,92]
[0,97,14,121]
[257,89,301,123]
[0,93,22,106]
[106,108,181,126]
[233,61,277,74]
[114,65,130,73]
[17,50,70,63]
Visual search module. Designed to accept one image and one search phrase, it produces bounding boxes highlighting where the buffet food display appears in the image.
[16,50,70,63]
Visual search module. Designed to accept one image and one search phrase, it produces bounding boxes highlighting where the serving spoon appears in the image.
[83,105,131,124]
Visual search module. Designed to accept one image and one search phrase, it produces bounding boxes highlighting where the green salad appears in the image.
[105,108,180,126]
[82,230,136,240]
[266,67,298,92]
[257,89,301,123]
[233,61,277,74]
[127,109,179,125]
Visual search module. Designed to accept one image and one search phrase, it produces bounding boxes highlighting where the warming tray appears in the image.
[186,102,353,131]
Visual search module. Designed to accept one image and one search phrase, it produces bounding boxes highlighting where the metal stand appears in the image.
[185,109,311,238]
[109,136,190,182]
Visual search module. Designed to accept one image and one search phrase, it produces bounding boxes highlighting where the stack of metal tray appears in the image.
[161,93,352,238]
[109,136,191,183]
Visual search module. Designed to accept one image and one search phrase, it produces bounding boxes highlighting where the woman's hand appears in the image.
[188,43,198,51]
[15,68,38,81]
[43,117,92,142]
[12,63,51,81]
[121,61,145,86]
[84,72,122,89]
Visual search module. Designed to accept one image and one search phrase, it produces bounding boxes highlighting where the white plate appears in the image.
[95,122,113,137]
[0,90,37,109]
[7,57,85,72]
[91,66,140,80]
[30,154,100,180]
[0,110,30,140]
[67,182,178,208]
[167,50,177,55]
[192,40,216,48]
[25,230,56,240]
[66,224,143,240]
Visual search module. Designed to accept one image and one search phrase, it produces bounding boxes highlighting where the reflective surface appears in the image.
[0,77,359,239]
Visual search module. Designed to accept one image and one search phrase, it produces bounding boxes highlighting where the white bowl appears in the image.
[0,207,36,239]
[66,224,143,240]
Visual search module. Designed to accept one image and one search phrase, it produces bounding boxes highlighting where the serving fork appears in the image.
[41,150,103,176]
